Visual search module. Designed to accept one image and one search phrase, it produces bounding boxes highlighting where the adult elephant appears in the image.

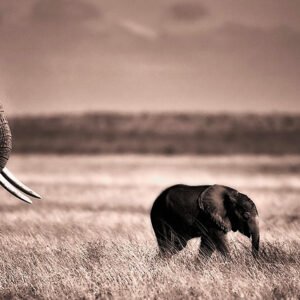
[0,104,41,203]
[151,184,259,258]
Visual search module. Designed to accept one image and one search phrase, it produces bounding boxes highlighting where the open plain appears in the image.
[0,154,299,299]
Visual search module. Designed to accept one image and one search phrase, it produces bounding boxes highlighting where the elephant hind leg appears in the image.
[152,219,170,255]
[199,236,216,258]
[174,235,187,251]
[161,231,187,256]
[153,220,187,256]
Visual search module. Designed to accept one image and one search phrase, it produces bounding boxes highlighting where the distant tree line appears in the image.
[9,113,300,155]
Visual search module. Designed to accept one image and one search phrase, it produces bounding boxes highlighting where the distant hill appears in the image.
[9,113,300,155]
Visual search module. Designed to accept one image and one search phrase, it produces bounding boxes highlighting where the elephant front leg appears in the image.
[213,231,230,259]
[199,231,230,259]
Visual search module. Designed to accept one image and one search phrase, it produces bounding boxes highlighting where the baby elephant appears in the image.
[151,184,259,258]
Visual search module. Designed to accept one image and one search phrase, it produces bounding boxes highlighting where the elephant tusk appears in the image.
[1,168,41,199]
[0,174,32,204]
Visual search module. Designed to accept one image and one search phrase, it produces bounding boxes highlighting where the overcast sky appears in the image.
[1,0,299,115]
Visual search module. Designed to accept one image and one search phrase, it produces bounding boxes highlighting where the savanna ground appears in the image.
[0,155,299,299]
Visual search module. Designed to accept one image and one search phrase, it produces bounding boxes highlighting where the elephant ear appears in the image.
[199,184,238,233]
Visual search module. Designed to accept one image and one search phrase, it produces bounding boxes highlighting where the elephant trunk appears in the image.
[0,104,12,171]
[249,216,260,256]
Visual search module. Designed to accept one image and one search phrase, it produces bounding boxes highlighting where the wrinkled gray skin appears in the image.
[0,104,12,171]
[151,184,259,259]
[0,104,41,203]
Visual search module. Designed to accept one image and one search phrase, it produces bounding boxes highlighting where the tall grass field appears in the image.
[0,155,299,299]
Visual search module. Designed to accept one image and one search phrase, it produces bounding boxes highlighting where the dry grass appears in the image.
[0,155,299,299]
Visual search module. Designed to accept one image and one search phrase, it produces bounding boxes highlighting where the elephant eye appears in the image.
[243,212,250,220]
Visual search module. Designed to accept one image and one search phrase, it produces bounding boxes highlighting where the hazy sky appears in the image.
[1,0,299,115]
